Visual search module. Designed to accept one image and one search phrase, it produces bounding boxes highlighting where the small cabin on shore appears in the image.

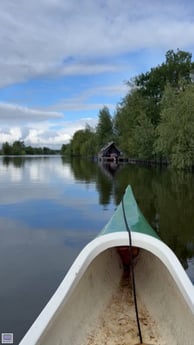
[98,142,122,162]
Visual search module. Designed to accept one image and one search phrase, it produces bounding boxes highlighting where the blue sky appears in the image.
[0,0,194,148]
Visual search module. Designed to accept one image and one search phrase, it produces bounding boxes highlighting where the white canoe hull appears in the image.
[19,232,194,345]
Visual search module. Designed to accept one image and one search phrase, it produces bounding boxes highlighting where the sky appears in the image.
[0,0,194,149]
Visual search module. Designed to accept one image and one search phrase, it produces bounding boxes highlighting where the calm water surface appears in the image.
[0,156,193,344]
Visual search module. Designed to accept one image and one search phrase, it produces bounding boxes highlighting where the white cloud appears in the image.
[59,62,121,76]
[0,127,22,143]
[24,117,97,147]
[0,117,97,148]
[0,100,96,147]
[0,102,63,123]
[0,0,194,86]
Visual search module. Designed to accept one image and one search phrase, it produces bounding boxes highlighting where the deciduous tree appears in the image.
[155,83,194,170]
[96,106,113,147]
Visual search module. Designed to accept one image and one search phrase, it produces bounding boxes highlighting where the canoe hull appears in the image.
[19,232,194,345]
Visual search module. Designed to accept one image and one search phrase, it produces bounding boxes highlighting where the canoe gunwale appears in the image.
[19,231,194,345]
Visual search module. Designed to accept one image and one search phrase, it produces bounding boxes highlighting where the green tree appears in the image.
[25,145,34,154]
[155,83,194,170]
[96,106,113,147]
[130,113,156,159]
[80,134,97,157]
[114,91,140,154]
[114,89,155,157]
[70,126,96,157]
[2,142,12,155]
[165,49,193,87]
[70,130,85,156]
[12,141,26,155]
[133,49,194,125]
[61,143,71,156]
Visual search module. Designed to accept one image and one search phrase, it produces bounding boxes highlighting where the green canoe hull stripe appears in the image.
[99,185,160,239]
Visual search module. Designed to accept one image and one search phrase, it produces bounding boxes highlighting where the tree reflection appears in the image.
[3,156,25,168]
[67,157,194,267]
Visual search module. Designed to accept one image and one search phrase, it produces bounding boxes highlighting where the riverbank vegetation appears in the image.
[0,140,59,155]
[61,49,194,170]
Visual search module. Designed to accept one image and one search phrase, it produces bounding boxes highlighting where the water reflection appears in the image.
[3,156,25,168]
[0,217,88,344]
[0,156,193,343]
[61,158,194,271]
[115,164,194,271]
[1,157,194,270]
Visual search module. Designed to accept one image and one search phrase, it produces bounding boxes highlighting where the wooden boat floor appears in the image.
[86,275,166,345]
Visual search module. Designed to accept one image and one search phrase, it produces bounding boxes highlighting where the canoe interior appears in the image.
[37,247,194,345]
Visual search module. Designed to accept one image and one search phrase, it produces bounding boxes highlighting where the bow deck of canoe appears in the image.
[19,186,194,345]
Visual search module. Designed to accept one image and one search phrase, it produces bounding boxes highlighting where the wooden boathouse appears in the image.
[98,142,169,166]
[98,142,123,163]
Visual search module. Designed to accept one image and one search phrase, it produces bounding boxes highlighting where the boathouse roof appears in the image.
[98,142,122,157]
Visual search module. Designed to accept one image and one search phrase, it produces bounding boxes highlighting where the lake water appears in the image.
[0,156,194,344]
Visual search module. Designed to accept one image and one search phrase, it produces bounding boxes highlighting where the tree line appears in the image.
[0,141,59,155]
[61,49,194,170]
